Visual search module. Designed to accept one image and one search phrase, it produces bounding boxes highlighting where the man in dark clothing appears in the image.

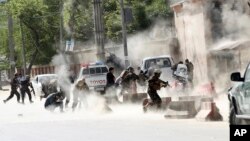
[126,67,139,80]
[138,69,148,87]
[3,73,20,103]
[106,67,115,89]
[17,73,22,84]
[122,67,139,94]
[146,70,168,109]
[185,59,194,85]
[44,92,65,112]
[20,75,35,104]
[106,67,116,96]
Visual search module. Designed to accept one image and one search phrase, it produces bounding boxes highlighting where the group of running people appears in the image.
[3,73,35,104]
[3,59,194,112]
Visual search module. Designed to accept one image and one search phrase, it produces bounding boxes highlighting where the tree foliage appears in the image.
[4,0,60,73]
[64,0,94,41]
[103,0,173,42]
[0,0,172,72]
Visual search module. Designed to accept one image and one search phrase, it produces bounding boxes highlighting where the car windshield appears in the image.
[145,58,171,69]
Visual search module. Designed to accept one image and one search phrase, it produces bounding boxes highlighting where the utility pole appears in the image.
[20,18,26,75]
[93,0,105,62]
[60,0,64,52]
[59,0,70,66]
[7,12,15,78]
[120,0,129,68]
[0,0,7,89]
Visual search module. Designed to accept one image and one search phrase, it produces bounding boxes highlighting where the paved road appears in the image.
[0,86,229,141]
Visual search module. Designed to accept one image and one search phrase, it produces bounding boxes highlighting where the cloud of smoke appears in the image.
[222,4,250,39]
[51,54,71,97]
[208,1,250,88]
[109,19,175,67]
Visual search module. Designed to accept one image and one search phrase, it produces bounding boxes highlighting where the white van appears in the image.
[140,55,174,82]
[78,62,109,92]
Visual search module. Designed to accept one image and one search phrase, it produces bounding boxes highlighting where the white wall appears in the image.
[174,1,209,84]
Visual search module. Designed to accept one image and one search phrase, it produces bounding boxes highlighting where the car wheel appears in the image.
[229,107,242,125]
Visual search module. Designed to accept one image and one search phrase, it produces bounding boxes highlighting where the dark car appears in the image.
[229,63,250,125]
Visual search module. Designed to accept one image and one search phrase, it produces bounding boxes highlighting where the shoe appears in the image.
[3,100,7,103]
[30,100,34,103]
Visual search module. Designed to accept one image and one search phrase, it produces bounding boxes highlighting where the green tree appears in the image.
[0,0,173,74]
[102,0,172,42]
[64,0,94,41]
[8,0,60,74]
[145,0,173,19]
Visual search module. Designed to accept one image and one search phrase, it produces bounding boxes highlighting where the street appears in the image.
[0,86,229,141]
[1,0,250,141]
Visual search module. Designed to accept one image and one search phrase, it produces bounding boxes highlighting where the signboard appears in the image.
[65,39,75,51]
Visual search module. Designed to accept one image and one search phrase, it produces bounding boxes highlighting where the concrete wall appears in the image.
[173,0,209,84]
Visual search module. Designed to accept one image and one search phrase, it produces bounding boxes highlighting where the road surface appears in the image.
[0,86,229,141]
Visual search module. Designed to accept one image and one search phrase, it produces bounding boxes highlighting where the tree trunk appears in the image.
[22,21,41,75]
[8,13,16,78]
[27,49,39,75]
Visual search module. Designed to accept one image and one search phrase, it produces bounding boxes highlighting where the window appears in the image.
[90,68,95,74]
[101,67,108,73]
[163,59,171,67]
[145,60,156,69]
[82,68,89,75]
[145,58,171,69]
[156,58,171,68]
[96,67,101,73]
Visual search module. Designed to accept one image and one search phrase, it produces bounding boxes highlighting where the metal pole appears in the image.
[60,0,63,51]
[20,18,26,75]
[93,0,105,61]
[120,0,129,68]
[59,0,70,66]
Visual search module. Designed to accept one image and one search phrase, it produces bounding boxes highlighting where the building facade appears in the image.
[171,0,250,86]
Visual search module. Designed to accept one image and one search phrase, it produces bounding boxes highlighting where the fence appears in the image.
[17,64,82,78]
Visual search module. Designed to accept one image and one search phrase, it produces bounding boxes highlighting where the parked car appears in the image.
[78,62,108,93]
[229,63,250,125]
[140,55,174,82]
[32,74,58,97]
